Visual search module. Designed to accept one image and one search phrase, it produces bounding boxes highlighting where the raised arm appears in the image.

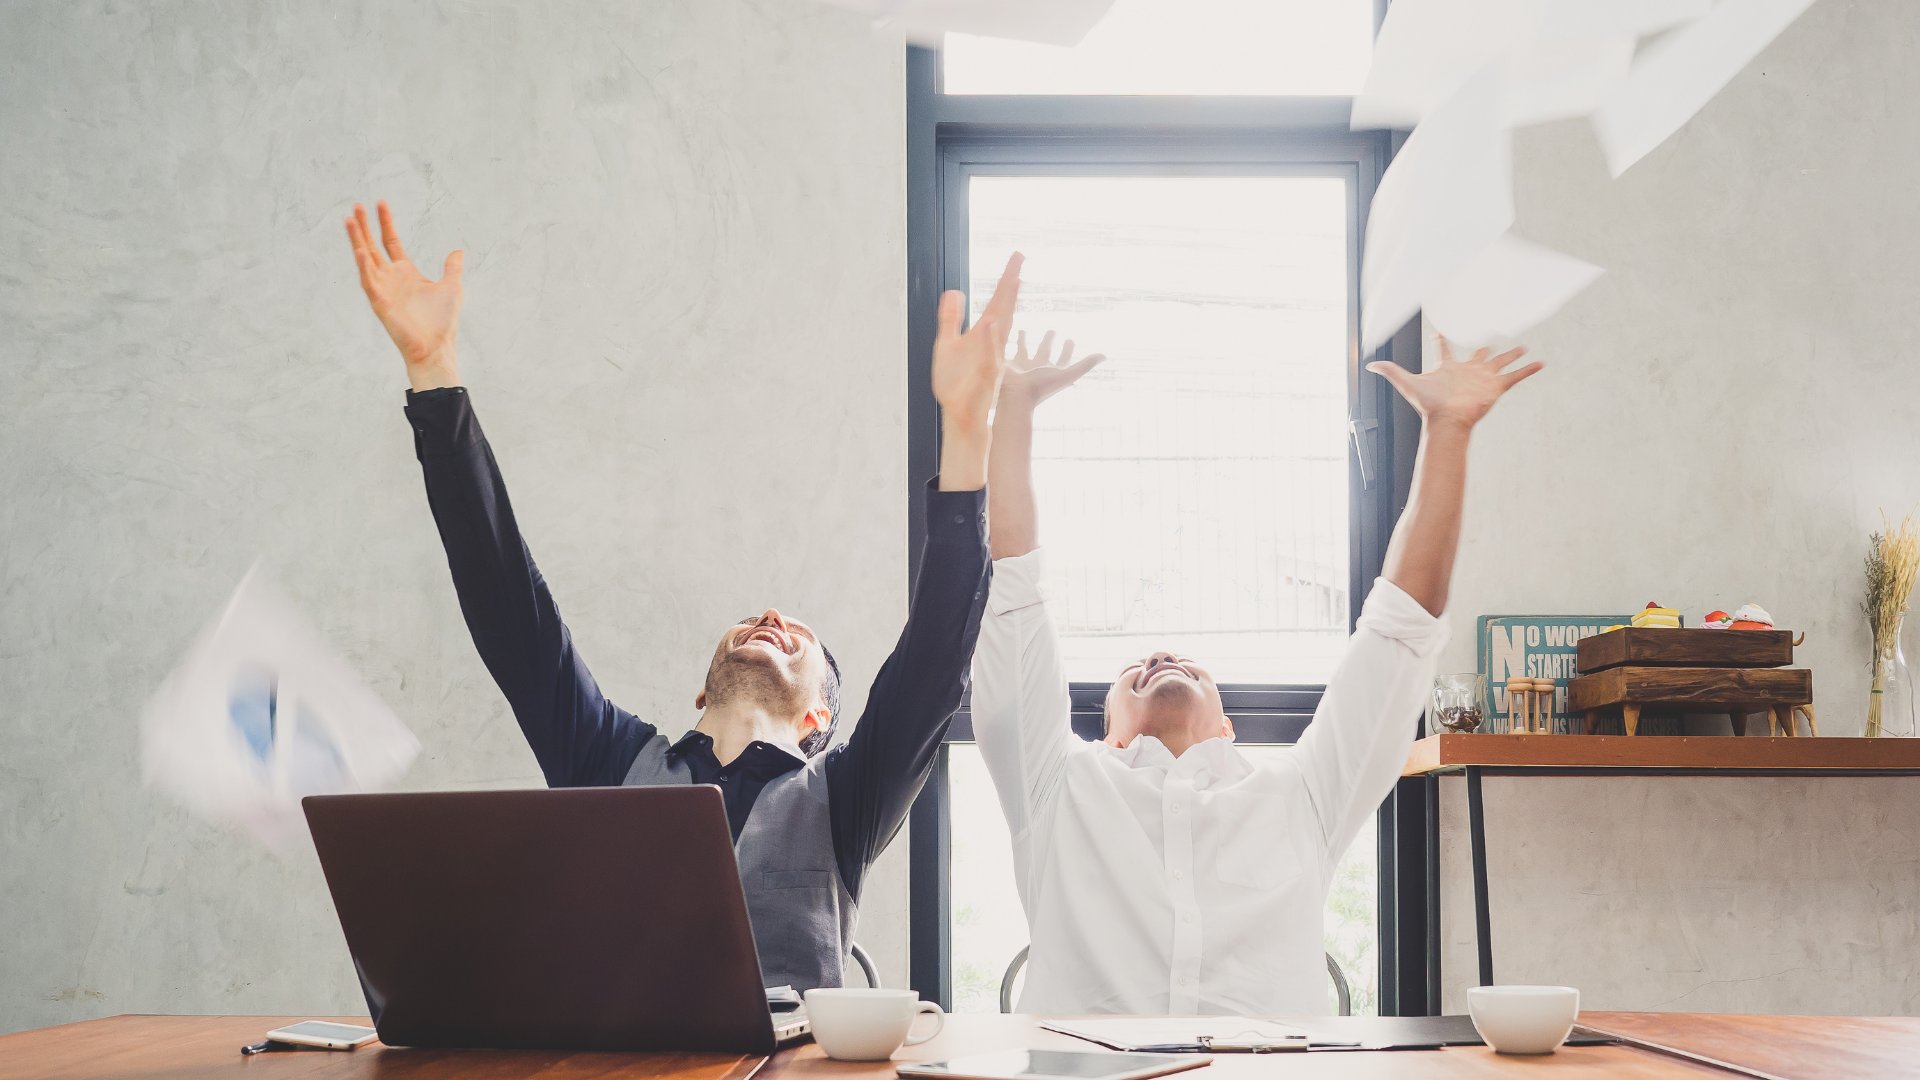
[346,202,655,786]
[972,331,1105,836]
[1293,337,1542,854]
[824,255,1022,892]
[1371,338,1542,615]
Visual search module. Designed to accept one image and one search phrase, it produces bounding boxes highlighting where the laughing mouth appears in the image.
[740,627,792,654]
[1138,663,1194,690]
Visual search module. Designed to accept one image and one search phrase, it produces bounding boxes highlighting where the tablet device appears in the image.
[896,1050,1212,1080]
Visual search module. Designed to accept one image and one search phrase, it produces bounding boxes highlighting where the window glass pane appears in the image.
[969,175,1351,686]
[948,743,1378,1015]
[942,0,1374,96]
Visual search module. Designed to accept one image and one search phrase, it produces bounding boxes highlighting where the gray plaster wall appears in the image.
[0,0,910,1035]
[1436,0,1920,1013]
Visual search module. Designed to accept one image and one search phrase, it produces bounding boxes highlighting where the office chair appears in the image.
[847,941,881,988]
[997,945,1352,1016]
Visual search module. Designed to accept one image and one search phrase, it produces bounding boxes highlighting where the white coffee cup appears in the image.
[1467,985,1580,1054]
[803,987,946,1061]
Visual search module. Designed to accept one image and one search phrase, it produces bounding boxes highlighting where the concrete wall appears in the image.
[1436,0,1920,1013]
[0,0,909,1035]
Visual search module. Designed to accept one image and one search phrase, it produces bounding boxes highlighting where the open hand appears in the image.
[932,253,1022,435]
[1367,336,1542,429]
[999,330,1105,413]
[345,201,464,391]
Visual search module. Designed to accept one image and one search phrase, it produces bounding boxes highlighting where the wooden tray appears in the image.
[1576,627,1794,674]
[1568,665,1813,736]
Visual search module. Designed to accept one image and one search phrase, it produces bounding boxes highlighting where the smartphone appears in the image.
[263,1020,379,1050]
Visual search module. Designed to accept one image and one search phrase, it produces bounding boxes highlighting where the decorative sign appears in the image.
[1475,615,1634,733]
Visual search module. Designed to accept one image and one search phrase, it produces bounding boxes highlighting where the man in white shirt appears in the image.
[972,331,1541,1016]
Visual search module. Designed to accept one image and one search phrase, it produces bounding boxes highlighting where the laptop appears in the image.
[304,785,811,1053]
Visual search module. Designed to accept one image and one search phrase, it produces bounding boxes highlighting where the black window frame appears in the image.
[904,10,1436,1014]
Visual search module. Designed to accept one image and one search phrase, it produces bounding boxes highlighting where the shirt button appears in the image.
[1170,804,1185,814]
[1177,976,1192,987]
[953,514,966,525]
[1181,913,1193,924]
[1171,869,1185,880]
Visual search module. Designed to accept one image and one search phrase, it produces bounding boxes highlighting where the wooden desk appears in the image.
[15,1011,1873,1080]
[759,1013,1716,1078]
[1581,1012,1920,1079]
[9,1012,1917,1079]
[0,1015,768,1080]
[1399,734,1920,1000]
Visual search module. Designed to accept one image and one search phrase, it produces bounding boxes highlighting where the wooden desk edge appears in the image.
[1403,733,1920,775]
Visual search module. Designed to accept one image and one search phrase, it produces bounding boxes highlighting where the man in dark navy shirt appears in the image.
[344,201,1015,990]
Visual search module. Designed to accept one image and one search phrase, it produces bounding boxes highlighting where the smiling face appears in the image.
[1102,650,1233,755]
[699,608,838,754]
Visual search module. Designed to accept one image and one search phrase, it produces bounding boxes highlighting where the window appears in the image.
[906,2,1429,1017]
[943,0,1376,96]
[967,175,1352,684]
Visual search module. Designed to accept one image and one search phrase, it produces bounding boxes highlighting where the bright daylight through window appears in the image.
[967,176,1352,685]
[949,173,1375,1014]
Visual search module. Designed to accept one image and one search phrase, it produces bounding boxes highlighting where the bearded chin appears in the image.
[1139,677,1205,728]
[708,650,809,714]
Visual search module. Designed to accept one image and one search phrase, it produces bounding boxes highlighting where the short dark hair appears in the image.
[801,642,841,757]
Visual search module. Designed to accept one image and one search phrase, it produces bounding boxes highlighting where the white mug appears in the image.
[803,987,945,1061]
[1467,985,1580,1054]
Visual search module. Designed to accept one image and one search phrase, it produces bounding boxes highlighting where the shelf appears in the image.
[1403,733,1920,776]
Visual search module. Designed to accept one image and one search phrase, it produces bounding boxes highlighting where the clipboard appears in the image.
[1040,1018,1314,1054]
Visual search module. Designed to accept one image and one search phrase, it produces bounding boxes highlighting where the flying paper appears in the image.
[141,569,419,851]
[1593,0,1822,176]
[1421,234,1604,348]
[1360,67,1514,352]
[813,0,1118,47]
[1353,0,1712,130]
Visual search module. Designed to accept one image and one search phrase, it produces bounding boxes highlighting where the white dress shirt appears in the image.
[970,550,1448,1016]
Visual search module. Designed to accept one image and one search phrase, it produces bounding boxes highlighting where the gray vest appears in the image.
[623,737,857,992]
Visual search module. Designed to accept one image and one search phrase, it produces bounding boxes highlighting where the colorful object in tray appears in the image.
[1630,602,1680,629]
[1728,603,1773,630]
[1702,609,1734,629]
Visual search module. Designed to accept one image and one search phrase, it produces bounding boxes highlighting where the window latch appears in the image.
[1348,417,1380,492]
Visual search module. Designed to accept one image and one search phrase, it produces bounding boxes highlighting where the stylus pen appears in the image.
[240,1041,273,1055]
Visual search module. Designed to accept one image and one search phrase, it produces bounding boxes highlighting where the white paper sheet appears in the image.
[1360,67,1514,352]
[813,0,1118,47]
[1536,0,1714,40]
[1502,34,1636,127]
[1351,0,1535,130]
[140,569,419,852]
[1353,0,1713,130]
[1592,0,1823,176]
[1421,233,1604,348]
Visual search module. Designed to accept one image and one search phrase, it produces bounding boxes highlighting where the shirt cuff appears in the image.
[1356,577,1450,658]
[987,548,1047,615]
[402,386,481,459]
[923,481,987,550]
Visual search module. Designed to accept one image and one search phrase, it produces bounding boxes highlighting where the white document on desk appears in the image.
[1042,1018,1309,1053]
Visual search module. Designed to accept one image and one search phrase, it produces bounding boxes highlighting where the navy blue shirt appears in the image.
[404,387,989,897]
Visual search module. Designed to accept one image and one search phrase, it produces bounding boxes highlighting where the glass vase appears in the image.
[1430,673,1486,734]
[1868,614,1917,738]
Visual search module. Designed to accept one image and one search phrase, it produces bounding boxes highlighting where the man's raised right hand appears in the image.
[998,329,1105,415]
[345,201,464,392]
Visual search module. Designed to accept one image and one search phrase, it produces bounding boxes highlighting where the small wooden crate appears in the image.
[1569,629,1814,736]
[1577,628,1795,673]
